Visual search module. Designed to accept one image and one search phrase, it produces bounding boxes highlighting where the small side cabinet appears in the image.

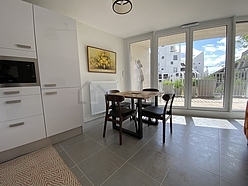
[0,0,36,58]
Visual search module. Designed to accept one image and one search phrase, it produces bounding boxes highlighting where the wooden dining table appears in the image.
[111,90,163,139]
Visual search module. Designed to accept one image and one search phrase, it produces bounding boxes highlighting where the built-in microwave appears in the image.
[0,56,40,87]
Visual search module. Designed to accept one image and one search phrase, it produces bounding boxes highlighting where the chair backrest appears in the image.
[106,89,120,94]
[161,93,175,116]
[105,94,125,111]
[142,88,159,92]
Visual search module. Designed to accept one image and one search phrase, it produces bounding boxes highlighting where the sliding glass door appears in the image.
[156,21,230,111]
[233,21,248,111]
[191,26,227,109]
[125,33,153,91]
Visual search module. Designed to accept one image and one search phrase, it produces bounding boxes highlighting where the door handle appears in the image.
[16,44,32,49]
[45,92,57,95]
[3,91,20,95]
[5,100,21,104]
[9,122,25,128]
[44,84,56,87]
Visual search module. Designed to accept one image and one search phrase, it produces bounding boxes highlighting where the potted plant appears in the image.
[173,79,183,96]
[162,80,173,93]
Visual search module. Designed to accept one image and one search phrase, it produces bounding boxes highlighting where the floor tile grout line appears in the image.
[127,162,162,185]
[146,124,223,178]
[55,142,94,186]
[160,163,172,186]
[99,130,160,185]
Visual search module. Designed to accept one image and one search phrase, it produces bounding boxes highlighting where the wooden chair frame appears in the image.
[142,93,175,143]
[103,94,137,145]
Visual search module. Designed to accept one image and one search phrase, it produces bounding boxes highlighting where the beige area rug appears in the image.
[0,146,81,186]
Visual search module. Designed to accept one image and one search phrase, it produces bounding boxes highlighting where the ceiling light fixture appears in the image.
[180,22,199,29]
[112,0,132,15]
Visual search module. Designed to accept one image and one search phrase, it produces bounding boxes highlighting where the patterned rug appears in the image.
[0,146,81,186]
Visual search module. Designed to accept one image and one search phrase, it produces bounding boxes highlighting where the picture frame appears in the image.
[87,46,116,73]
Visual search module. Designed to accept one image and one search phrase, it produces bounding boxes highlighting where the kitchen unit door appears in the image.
[34,5,81,89]
[0,0,36,58]
[42,88,83,137]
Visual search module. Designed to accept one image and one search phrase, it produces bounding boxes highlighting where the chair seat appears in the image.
[140,101,154,107]
[110,108,136,118]
[143,106,163,116]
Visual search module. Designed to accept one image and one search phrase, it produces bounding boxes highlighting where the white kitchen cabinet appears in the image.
[0,0,36,58]
[0,115,46,152]
[34,5,81,89]
[0,86,46,152]
[42,88,83,137]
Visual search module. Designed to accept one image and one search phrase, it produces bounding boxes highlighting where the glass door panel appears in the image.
[130,40,151,91]
[191,26,227,109]
[233,22,248,110]
[158,33,186,107]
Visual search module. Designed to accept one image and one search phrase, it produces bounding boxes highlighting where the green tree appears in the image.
[236,35,248,48]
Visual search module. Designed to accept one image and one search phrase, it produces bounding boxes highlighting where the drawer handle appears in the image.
[9,122,24,128]
[45,92,57,95]
[5,100,21,104]
[44,84,56,87]
[3,91,20,95]
[16,44,32,49]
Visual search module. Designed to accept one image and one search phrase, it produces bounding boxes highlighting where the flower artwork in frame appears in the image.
[87,46,116,73]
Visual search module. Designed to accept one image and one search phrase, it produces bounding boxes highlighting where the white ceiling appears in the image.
[23,0,248,38]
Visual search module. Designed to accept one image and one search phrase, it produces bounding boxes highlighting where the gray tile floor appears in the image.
[53,116,248,186]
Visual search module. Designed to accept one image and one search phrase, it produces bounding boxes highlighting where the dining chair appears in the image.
[103,94,138,145]
[106,89,131,109]
[142,93,175,143]
[136,88,159,108]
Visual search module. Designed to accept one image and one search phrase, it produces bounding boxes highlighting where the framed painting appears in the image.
[87,46,116,73]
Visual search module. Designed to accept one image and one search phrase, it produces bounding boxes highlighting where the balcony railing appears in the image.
[159,69,248,98]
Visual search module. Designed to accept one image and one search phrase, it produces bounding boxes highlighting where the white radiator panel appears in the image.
[89,81,117,115]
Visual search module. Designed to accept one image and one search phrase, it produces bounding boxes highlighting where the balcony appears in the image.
[159,69,248,110]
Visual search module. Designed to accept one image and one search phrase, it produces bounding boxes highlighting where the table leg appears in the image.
[137,98,143,138]
[155,95,158,106]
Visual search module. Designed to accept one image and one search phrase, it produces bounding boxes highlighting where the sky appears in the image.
[176,37,247,74]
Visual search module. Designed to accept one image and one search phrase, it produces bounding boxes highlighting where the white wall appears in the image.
[76,22,126,122]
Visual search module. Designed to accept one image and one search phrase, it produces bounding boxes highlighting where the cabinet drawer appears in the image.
[0,86,41,98]
[0,94,43,122]
[0,115,46,152]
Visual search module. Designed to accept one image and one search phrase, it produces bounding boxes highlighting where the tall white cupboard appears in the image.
[33,5,84,137]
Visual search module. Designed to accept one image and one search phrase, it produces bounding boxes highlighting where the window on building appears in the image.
[171,61,173,65]
[170,46,176,52]
[163,73,168,79]
[173,55,178,60]
[162,56,164,59]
